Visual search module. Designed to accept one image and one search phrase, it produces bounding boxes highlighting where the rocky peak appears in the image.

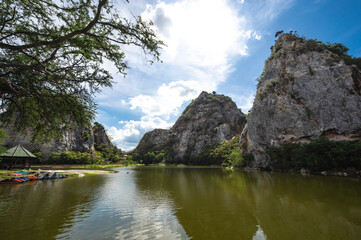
[135,91,246,163]
[241,33,361,168]
[133,128,170,154]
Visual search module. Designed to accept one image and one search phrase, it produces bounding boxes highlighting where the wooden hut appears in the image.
[0,145,37,169]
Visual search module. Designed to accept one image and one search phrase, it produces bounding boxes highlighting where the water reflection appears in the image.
[253,225,267,240]
[0,175,105,240]
[55,167,189,240]
[0,167,360,240]
[134,167,361,240]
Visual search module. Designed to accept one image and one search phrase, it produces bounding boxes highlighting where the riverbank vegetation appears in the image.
[267,137,361,171]
[30,144,128,165]
[133,136,244,167]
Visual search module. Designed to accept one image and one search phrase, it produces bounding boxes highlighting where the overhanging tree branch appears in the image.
[0,0,107,50]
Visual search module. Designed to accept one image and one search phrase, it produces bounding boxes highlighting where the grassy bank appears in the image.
[30,163,141,170]
[0,167,117,181]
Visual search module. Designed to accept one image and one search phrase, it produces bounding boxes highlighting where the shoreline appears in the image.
[0,167,117,181]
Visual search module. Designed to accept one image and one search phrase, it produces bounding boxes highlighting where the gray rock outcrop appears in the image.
[93,122,114,149]
[2,123,104,159]
[135,91,247,163]
[135,128,170,154]
[241,34,361,168]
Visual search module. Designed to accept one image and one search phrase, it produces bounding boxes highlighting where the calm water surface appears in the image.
[0,167,360,240]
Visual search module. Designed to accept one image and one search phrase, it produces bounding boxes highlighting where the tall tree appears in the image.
[0,0,163,140]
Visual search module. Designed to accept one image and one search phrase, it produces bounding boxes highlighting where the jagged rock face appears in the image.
[241,34,361,168]
[169,92,246,161]
[93,123,114,149]
[135,129,170,154]
[3,124,95,159]
[135,91,246,163]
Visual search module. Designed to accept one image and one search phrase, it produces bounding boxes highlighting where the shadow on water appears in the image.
[0,175,106,240]
[134,167,361,240]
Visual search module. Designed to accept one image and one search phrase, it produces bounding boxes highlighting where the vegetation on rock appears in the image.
[196,135,244,167]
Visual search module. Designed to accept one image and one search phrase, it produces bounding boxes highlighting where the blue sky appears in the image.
[94,0,361,151]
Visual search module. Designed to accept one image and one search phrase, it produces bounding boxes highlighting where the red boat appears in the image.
[0,177,27,184]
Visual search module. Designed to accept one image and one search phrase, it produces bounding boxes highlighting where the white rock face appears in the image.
[241,34,361,168]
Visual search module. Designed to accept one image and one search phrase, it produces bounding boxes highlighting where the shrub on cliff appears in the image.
[196,136,244,167]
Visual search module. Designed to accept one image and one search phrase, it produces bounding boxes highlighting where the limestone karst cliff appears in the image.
[134,91,247,163]
[2,122,114,159]
[241,33,361,168]
[93,122,114,150]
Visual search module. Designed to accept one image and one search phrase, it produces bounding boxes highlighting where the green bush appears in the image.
[267,137,361,171]
[227,150,243,167]
[143,152,156,165]
[48,151,103,164]
[325,43,349,55]
[94,143,123,163]
[194,136,244,167]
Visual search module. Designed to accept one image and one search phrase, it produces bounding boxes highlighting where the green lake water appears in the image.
[0,167,360,240]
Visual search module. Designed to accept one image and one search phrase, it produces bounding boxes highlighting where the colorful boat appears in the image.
[0,178,26,183]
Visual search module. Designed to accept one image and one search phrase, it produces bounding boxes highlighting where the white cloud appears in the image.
[125,0,256,118]
[234,93,255,113]
[245,0,295,23]
[129,80,200,117]
[142,0,253,66]
[108,116,173,151]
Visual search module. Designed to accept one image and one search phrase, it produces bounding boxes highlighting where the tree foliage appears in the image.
[267,137,361,171]
[0,0,163,140]
[0,128,6,154]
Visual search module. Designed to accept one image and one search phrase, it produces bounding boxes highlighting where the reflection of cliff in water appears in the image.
[0,175,106,240]
[134,167,361,240]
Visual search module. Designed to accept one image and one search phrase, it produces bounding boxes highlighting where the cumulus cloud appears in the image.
[129,80,200,117]
[108,116,173,151]
[142,0,253,66]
